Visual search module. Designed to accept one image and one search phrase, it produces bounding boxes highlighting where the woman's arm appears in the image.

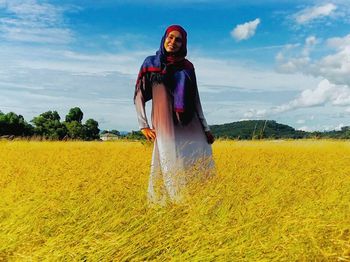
[192,73,215,144]
[134,75,156,141]
[194,87,210,132]
[191,71,209,132]
[134,86,150,130]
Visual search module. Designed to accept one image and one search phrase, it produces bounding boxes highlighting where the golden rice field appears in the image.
[0,140,350,261]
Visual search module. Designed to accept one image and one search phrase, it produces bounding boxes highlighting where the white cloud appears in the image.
[305,35,317,46]
[275,37,317,74]
[289,79,333,107]
[276,56,309,74]
[276,34,350,86]
[243,108,267,119]
[191,56,319,92]
[297,126,312,132]
[294,3,337,24]
[231,18,260,41]
[244,79,350,118]
[0,0,73,44]
[334,123,345,131]
[285,78,350,109]
[327,34,350,49]
[288,79,350,109]
[297,122,346,132]
[303,36,317,55]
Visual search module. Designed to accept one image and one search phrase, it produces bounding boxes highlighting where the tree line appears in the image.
[2,114,350,141]
[0,107,99,140]
[209,120,350,140]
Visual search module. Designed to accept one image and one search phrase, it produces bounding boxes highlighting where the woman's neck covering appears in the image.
[135,25,196,118]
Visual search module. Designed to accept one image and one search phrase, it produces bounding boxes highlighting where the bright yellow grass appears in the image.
[0,140,350,261]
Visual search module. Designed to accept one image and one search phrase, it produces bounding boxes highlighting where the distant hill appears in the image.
[210,120,307,139]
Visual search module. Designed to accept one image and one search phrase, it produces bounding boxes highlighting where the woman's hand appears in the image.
[205,131,215,144]
[141,128,156,142]
[175,112,182,125]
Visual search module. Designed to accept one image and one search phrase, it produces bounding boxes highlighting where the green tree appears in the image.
[0,112,34,136]
[125,130,145,140]
[65,107,83,123]
[101,129,120,136]
[109,129,120,136]
[84,119,100,140]
[31,111,66,140]
[64,120,84,139]
[341,130,350,139]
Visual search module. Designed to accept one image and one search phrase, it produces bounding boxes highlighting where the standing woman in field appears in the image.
[134,25,215,205]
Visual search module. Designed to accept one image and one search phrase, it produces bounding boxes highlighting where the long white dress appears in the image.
[135,79,215,205]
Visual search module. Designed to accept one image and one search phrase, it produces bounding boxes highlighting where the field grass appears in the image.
[0,140,349,261]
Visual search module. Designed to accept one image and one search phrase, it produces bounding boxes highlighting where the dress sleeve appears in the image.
[192,72,210,132]
[134,75,150,129]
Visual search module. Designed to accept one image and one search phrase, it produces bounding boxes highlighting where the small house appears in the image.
[100,132,119,141]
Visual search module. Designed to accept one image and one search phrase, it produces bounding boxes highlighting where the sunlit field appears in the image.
[0,140,349,261]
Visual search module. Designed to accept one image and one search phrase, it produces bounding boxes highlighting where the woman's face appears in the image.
[164,30,183,53]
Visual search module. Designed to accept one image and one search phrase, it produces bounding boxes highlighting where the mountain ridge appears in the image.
[209,120,350,139]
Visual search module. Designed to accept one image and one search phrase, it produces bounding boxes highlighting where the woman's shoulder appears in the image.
[142,55,158,66]
[184,59,194,73]
[184,59,195,71]
[138,55,162,75]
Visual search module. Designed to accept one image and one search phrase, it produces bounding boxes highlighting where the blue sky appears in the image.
[1,0,350,132]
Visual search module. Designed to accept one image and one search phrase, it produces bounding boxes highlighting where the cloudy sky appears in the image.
[1,0,350,132]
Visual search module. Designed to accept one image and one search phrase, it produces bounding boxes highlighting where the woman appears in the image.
[134,25,215,205]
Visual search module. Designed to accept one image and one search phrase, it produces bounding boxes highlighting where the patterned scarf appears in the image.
[135,25,195,117]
